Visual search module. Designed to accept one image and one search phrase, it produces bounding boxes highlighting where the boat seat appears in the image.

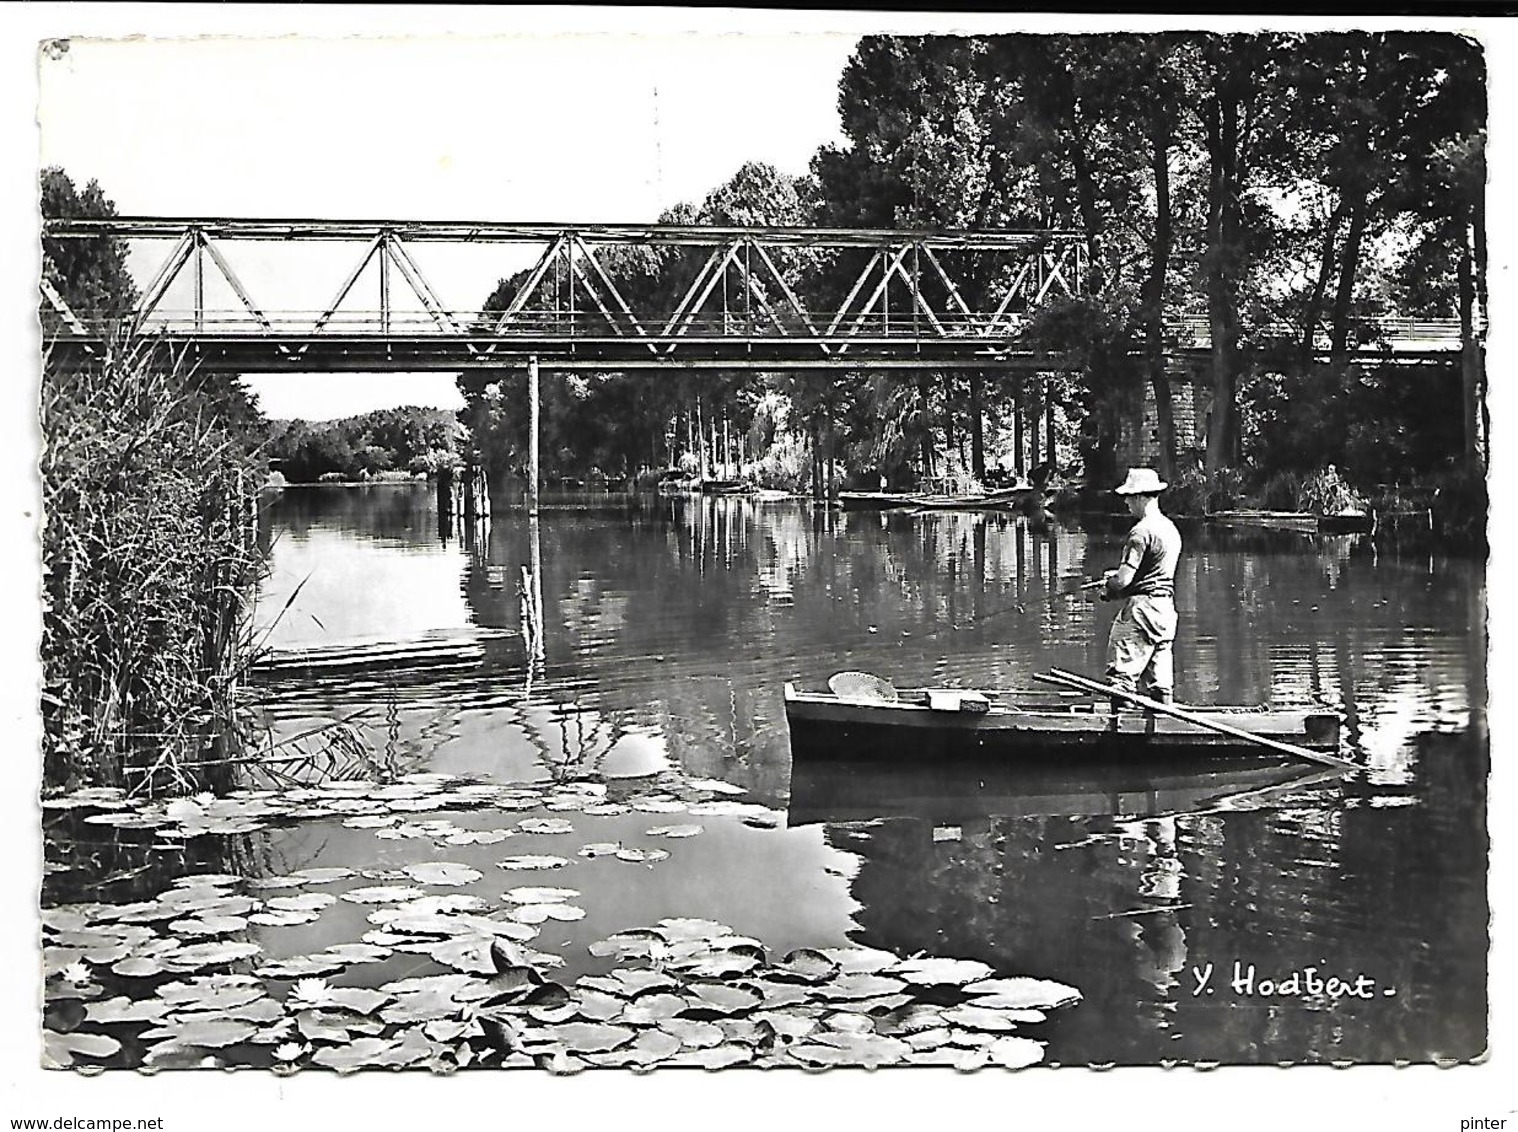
[925,690,990,715]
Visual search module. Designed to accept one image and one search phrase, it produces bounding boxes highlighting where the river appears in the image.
[234,484,1487,1066]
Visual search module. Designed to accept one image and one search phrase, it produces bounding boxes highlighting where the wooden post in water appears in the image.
[528,355,540,516]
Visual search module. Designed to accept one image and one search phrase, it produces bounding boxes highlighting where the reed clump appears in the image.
[41,341,263,798]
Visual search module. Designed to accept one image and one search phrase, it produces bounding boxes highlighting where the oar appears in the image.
[1032,668,1357,770]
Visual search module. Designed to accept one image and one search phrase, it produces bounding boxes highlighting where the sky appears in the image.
[36,28,863,420]
[6,7,1518,1128]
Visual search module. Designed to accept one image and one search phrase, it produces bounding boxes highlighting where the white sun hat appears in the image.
[1114,467,1168,495]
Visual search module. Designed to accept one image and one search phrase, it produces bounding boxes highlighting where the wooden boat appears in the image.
[838,491,920,512]
[784,682,1342,761]
[906,486,1041,511]
[839,486,1041,512]
[699,478,751,496]
[1206,509,1375,535]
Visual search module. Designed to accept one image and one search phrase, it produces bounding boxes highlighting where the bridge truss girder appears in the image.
[40,218,1088,373]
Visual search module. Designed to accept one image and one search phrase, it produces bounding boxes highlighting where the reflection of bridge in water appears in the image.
[41,216,1465,373]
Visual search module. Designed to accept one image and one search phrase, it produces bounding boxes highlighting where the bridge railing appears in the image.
[57,308,1464,345]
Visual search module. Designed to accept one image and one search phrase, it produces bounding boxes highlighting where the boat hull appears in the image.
[783,684,1342,762]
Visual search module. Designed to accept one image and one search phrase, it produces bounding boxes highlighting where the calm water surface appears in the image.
[251,484,1487,1065]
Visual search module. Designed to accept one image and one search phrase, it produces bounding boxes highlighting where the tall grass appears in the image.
[41,341,263,798]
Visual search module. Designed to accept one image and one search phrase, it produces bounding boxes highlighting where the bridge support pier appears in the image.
[527,355,540,517]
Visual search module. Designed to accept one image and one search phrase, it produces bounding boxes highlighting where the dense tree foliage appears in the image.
[265,406,463,482]
[462,33,1484,503]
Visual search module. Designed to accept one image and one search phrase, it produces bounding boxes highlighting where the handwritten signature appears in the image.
[1189,961,1396,1001]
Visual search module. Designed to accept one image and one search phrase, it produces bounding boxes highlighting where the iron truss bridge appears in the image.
[40,217,1090,373]
[40,217,1467,373]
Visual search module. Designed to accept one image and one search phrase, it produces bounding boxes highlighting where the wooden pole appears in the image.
[1033,668,1356,770]
[528,355,540,516]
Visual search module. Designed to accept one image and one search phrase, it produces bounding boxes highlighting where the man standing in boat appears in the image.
[1097,468,1182,704]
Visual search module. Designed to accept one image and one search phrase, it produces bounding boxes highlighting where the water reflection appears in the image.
[252,486,1486,1063]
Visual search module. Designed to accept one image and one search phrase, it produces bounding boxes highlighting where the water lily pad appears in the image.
[249,910,322,927]
[403,862,482,886]
[825,973,908,1000]
[168,915,248,937]
[754,1009,819,1040]
[310,1036,396,1071]
[628,797,686,813]
[609,969,680,997]
[85,996,171,1025]
[139,1017,258,1049]
[619,993,689,1024]
[986,1036,1045,1069]
[747,980,812,1008]
[942,1004,1022,1032]
[43,1030,121,1067]
[773,949,840,982]
[254,955,348,979]
[157,977,265,1010]
[296,867,357,884]
[880,1004,947,1034]
[893,957,994,986]
[577,843,622,858]
[497,855,571,871]
[657,1017,726,1048]
[962,977,1081,1009]
[820,947,900,974]
[409,893,490,914]
[587,931,664,961]
[111,956,167,978]
[266,892,337,913]
[958,999,1047,1021]
[581,804,630,817]
[615,847,671,864]
[668,1043,752,1068]
[904,1026,953,1051]
[321,942,392,964]
[445,829,513,846]
[790,1032,910,1068]
[547,1022,635,1054]
[396,935,485,974]
[685,952,761,978]
[341,885,426,904]
[218,998,285,1025]
[623,1028,682,1064]
[516,818,575,835]
[655,918,731,943]
[687,984,762,1015]
[684,778,747,795]
[646,824,704,838]
[161,941,262,972]
[502,886,580,904]
[821,1011,875,1034]
[380,990,466,1026]
[342,814,399,828]
[570,989,625,1022]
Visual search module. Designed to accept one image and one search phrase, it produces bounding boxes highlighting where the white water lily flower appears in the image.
[60,961,92,985]
[288,978,335,1009]
[272,1041,308,1062]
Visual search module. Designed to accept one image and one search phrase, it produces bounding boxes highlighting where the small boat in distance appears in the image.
[839,486,1042,512]
[1206,509,1375,535]
[784,681,1343,762]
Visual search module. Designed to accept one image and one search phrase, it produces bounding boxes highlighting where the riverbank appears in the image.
[41,345,265,798]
